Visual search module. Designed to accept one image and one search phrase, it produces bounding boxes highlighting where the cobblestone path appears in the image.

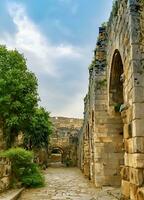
[19,167,121,200]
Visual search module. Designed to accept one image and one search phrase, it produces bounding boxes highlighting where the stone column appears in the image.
[122,1,144,200]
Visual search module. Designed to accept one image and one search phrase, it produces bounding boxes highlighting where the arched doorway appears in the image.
[109,49,124,107]
[50,147,63,164]
[108,49,125,186]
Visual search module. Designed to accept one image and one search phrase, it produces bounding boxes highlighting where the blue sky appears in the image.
[0,0,113,118]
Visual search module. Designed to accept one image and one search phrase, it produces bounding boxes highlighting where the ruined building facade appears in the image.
[49,117,83,166]
[78,0,144,199]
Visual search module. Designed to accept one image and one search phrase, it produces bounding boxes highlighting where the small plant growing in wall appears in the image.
[96,79,107,90]
[112,0,118,17]
[114,103,122,112]
[101,22,107,27]
[114,103,127,113]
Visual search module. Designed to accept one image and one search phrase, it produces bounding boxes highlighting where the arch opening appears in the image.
[108,50,124,186]
[50,147,63,164]
[109,50,124,108]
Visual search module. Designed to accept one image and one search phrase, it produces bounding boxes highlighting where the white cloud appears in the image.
[53,94,84,118]
[0,2,82,77]
[0,2,89,118]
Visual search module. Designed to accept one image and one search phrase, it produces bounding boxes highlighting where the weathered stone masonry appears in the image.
[0,128,11,193]
[49,117,83,166]
[79,0,144,200]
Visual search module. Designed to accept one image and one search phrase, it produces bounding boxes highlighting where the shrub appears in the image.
[0,148,44,188]
[24,107,53,150]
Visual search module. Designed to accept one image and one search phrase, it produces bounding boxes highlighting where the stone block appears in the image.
[95,175,121,187]
[132,87,144,103]
[124,153,130,167]
[106,175,121,187]
[102,141,123,153]
[133,103,144,120]
[103,166,120,177]
[125,137,144,154]
[133,137,144,153]
[124,138,133,153]
[130,168,144,186]
[132,119,144,137]
[124,124,132,139]
[121,180,130,199]
[120,166,130,181]
[130,183,138,200]
[106,153,124,167]
[126,106,133,123]
[0,177,10,192]
[134,154,144,168]
[126,153,144,168]
[136,187,144,200]
[113,140,124,153]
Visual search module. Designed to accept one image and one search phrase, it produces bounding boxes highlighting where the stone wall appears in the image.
[0,123,11,193]
[0,158,11,193]
[79,26,124,186]
[78,95,90,177]
[0,128,11,193]
[79,0,144,199]
[49,117,83,166]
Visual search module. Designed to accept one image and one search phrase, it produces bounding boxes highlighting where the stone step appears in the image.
[48,162,65,168]
[0,188,24,200]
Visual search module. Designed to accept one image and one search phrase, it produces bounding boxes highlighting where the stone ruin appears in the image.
[0,128,11,192]
[78,0,144,199]
[0,1,144,199]
[49,117,83,166]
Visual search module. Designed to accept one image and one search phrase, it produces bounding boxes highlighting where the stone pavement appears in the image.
[19,167,121,200]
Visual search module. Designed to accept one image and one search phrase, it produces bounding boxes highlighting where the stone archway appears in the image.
[109,50,124,107]
[49,147,64,164]
[108,49,125,186]
[79,0,144,199]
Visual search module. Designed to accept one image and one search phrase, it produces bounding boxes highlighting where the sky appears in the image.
[0,0,113,118]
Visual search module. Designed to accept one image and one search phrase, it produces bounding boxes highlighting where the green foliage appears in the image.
[0,45,39,147]
[0,148,44,188]
[140,0,144,4]
[114,103,126,113]
[96,79,107,90]
[21,173,44,188]
[114,103,122,112]
[101,22,107,27]
[24,107,53,150]
[112,0,118,17]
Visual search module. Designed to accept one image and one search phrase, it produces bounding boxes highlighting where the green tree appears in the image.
[0,45,39,147]
[24,107,53,150]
